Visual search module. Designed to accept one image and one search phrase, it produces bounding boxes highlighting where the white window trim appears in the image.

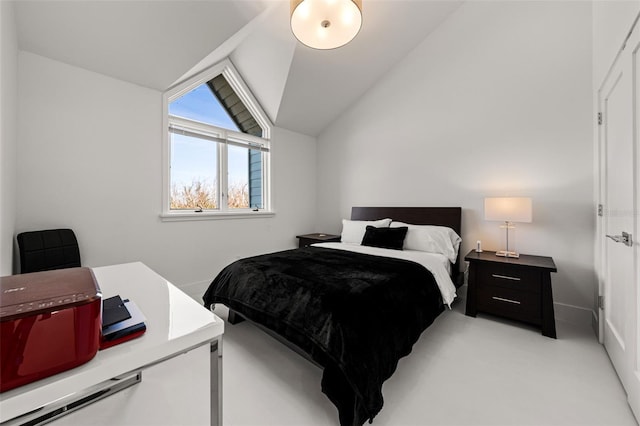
[161,59,273,221]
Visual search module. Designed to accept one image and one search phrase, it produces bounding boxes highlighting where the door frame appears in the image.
[596,11,640,421]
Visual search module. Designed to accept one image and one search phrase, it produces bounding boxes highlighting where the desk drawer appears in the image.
[477,285,541,325]
[478,263,540,293]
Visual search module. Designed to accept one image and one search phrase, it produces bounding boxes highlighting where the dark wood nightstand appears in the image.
[465,250,558,338]
[296,233,341,248]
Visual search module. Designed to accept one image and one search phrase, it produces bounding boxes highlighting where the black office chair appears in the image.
[17,229,81,273]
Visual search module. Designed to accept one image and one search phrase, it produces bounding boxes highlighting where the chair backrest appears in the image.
[17,229,81,273]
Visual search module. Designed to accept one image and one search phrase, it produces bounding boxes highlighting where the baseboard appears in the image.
[179,279,211,303]
[181,280,595,328]
[553,301,594,326]
[591,309,600,340]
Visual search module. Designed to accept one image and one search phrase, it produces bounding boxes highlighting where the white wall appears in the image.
[0,1,18,275]
[316,1,594,318]
[16,52,316,298]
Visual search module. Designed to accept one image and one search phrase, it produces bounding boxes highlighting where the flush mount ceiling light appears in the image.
[290,0,363,50]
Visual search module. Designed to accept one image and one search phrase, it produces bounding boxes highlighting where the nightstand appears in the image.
[296,233,341,248]
[464,250,558,338]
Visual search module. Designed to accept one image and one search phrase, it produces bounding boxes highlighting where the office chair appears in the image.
[17,229,81,273]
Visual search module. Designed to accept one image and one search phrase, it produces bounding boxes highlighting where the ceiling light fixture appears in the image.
[290,0,363,50]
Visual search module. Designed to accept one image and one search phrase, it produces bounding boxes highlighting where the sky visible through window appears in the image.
[169,85,248,189]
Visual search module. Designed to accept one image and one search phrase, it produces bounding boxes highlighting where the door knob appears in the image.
[606,231,633,247]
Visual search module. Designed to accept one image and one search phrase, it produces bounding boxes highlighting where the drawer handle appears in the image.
[492,296,521,305]
[2,371,142,425]
[492,274,521,281]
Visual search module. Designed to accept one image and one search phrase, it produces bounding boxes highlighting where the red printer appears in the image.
[0,267,101,392]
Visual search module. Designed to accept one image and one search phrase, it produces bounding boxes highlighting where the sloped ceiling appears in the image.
[14,0,268,91]
[14,0,462,137]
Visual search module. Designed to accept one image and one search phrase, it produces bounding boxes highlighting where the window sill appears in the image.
[159,210,275,222]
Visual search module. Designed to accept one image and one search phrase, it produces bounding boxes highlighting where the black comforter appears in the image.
[203,246,444,425]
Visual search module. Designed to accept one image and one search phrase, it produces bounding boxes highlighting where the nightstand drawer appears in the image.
[478,263,540,293]
[477,285,541,324]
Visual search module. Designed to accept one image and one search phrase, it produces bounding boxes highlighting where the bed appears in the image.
[203,207,462,426]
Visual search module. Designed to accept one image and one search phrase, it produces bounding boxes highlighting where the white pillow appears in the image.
[341,218,392,244]
[390,222,461,263]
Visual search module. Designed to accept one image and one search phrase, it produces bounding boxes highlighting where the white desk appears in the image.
[0,262,224,426]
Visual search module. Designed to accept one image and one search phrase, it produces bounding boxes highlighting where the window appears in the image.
[161,60,272,220]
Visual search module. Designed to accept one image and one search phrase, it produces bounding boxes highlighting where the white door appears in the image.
[598,20,639,420]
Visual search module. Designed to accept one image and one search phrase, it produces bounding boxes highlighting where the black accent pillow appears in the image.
[361,225,408,250]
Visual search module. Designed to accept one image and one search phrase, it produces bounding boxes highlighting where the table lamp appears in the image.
[484,197,532,258]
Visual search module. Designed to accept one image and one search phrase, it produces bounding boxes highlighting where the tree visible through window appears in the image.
[165,63,270,214]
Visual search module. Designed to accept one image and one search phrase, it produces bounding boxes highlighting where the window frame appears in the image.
[161,59,273,221]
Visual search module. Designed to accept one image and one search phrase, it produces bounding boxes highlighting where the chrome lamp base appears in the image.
[496,221,519,258]
[495,250,520,258]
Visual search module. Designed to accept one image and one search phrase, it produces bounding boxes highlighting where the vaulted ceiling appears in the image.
[14,0,462,137]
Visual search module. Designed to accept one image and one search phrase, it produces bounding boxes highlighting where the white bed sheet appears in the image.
[313,242,457,308]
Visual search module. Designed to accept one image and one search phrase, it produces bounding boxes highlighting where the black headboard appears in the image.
[350,207,463,286]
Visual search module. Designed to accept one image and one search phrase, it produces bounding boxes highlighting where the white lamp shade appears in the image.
[484,197,532,223]
[290,0,362,50]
